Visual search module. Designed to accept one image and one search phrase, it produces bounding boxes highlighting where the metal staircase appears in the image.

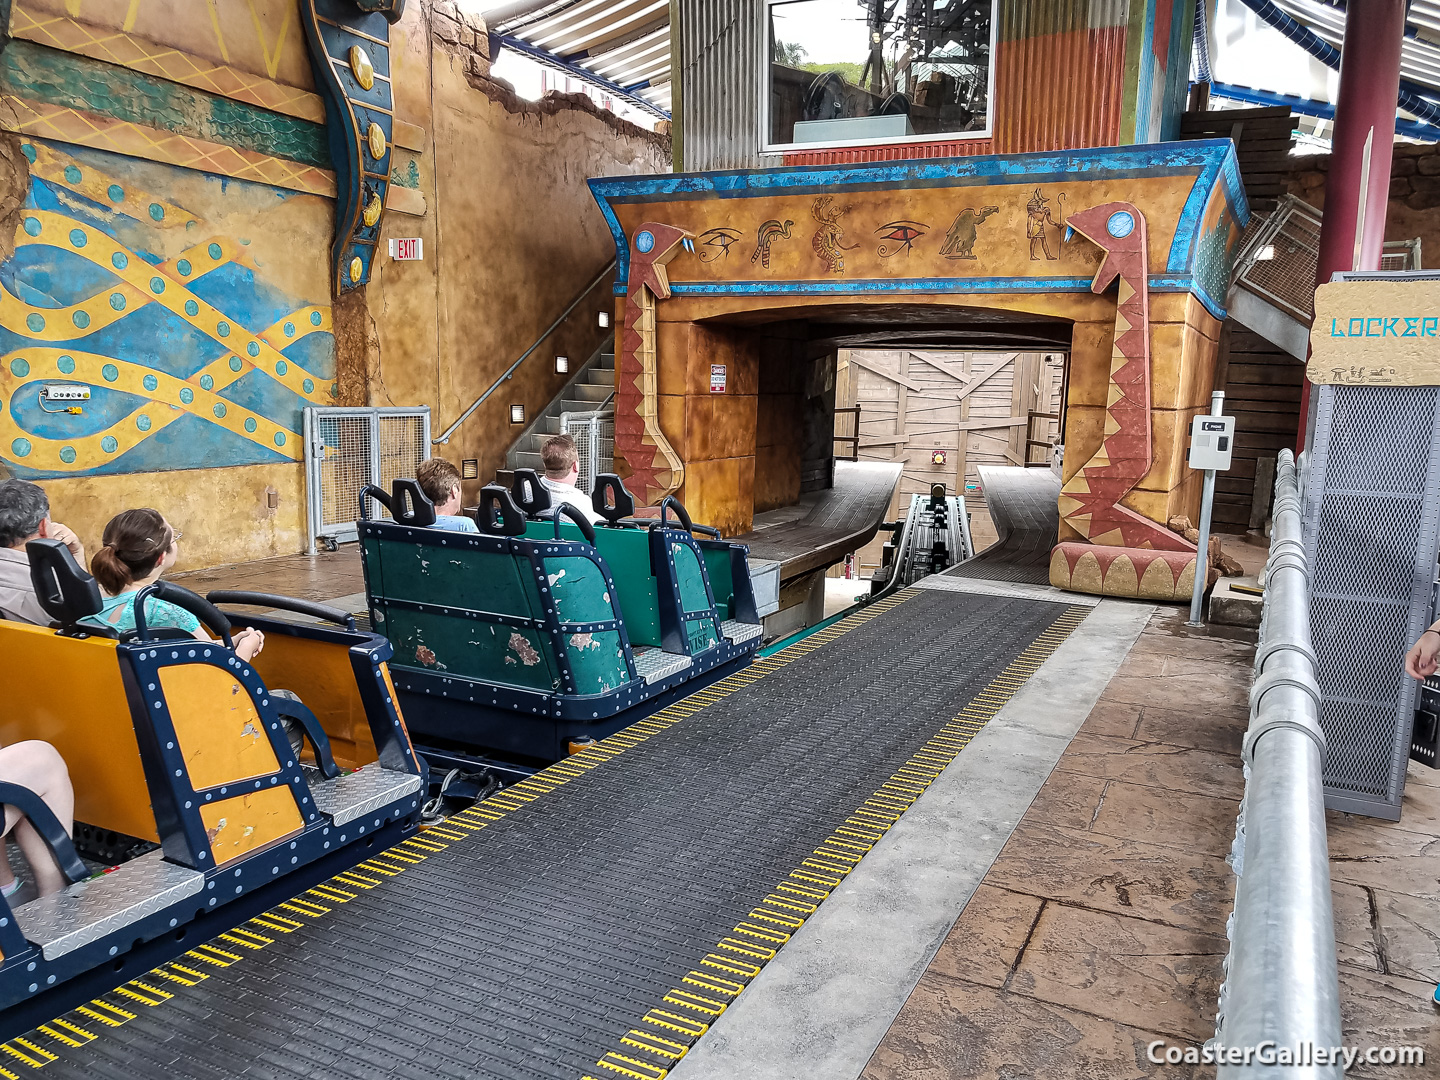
[1229,194,1422,358]
[503,345,615,480]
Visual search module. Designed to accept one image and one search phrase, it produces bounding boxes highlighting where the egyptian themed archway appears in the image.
[589,141,1247,600]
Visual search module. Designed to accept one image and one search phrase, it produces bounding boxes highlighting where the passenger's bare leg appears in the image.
[0,742,75,897]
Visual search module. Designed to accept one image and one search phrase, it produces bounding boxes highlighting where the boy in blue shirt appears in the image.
[416,457,478,532]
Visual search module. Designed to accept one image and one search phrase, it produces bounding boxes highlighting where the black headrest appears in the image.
[26,538,102,628]
[477,485,527,536]
[391,479,437,527]
[512,469,551,517]
[592,474,634,525]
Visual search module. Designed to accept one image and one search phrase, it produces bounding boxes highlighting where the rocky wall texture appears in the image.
[1284,143,1440,265]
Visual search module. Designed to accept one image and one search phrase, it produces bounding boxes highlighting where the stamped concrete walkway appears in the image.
[861,609,1251,1080]
[859,610,1439,1080]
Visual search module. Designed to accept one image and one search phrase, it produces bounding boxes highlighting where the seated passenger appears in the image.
[416,457,479,533]
[0,479,86,624]
[540,435,604,524]
[86,509,265,662]
[0,740,75,899]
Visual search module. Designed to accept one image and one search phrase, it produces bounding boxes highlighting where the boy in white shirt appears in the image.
[540,435,604,524]
[416,458,479,532]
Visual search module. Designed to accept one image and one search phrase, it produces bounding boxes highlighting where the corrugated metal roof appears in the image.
[490,0,672,116]
[1272,0,1440,94]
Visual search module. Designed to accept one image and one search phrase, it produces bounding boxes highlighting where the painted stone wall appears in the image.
[0,0,668,568]
[0,1,336,567]
[1285,144,1440,268]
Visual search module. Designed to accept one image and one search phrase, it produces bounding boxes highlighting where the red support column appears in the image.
[1299,0,1407,443]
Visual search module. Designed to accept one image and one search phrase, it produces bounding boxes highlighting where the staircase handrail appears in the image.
[434,259,616,445]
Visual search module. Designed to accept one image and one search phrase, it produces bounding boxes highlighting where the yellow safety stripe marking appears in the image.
[78,1001,133,1024]
[585,601,1088,1080]
[732,922,788,944]
[224,927,273,947]
[189,944,242,964]
[34,1026,82,1050]
[402,836,448,852]
[422,825,467,840]
[41,1021,93,1045]
[620,1030,688,1059]
[642,1009,707,1037]
[111,984,168,1006]
[2,1038,56,1065]
[332,870,380,888]
[217,933,266,951]
[249,915,296,933]
[662,990,726,1016]
[279,899,329,916]
[153,968,203,988]
[683,970,744,995]
[594,1054,667,1080]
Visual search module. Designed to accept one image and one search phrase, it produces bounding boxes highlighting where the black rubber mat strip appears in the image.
[9,589,1088,1080]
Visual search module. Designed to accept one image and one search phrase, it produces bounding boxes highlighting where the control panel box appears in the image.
[1187,414,1235,471]
[40,385,90,401]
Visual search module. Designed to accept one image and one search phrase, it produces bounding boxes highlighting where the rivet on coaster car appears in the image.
[0,540,426,1017]
[357,471,766,766]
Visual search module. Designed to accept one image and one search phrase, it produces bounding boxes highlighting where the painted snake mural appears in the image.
[613,222,691,506]
[752,219,794,268]
[1050,201,1197,598]
[1055,202,1192,551]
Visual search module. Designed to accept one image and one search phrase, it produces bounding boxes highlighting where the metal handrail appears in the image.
[433,259,616,444]
[1214,448,1342,1077]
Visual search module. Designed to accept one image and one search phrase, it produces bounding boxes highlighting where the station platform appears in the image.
[3,546,1435,1077]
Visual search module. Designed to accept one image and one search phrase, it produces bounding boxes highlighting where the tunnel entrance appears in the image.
[671,303,1073,632]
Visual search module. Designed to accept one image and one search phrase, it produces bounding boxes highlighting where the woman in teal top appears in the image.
[85,509,265,662]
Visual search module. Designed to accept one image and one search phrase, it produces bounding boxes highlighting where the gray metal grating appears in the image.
[562,411,615,495]
[304,407,431,553]
[1304,383,1440,818]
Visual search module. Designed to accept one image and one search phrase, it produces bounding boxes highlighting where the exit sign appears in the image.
[388,237,423,260]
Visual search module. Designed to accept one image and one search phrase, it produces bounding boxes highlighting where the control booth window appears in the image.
[765,0,995,152]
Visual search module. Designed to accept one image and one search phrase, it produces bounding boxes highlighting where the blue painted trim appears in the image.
[632,273,1228,319]
[588,139,1247,286]
[1134,0,1160,143]
[1155,274,1228,320]
[1209,81,1440,143]
[492,34,670,120]
[667,277,1098,296]
[1234,0,1440,128]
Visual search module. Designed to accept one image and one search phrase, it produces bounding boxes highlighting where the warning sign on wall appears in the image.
[710,365,726,393]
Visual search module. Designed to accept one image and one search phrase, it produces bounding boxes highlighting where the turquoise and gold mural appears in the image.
[0,139,335,478]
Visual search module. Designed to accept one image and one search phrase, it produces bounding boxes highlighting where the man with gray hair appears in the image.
[0,479,85,624]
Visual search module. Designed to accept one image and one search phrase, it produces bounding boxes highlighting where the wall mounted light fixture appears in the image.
[510,404,525,424]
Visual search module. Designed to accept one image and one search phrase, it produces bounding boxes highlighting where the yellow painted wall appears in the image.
[20,0,316,93]
[365,27,669,495]
[45,461,304,572]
